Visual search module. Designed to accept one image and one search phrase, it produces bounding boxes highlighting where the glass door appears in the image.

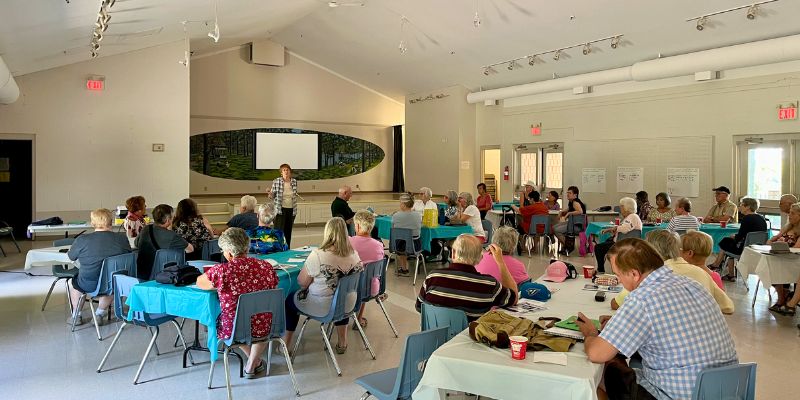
[513,143,564,203]
[737,139,790,229]
[543,144,563,195]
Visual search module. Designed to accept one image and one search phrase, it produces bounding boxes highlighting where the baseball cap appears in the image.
[519,282,552,301]
[712,186,731,194]
[543,261,569,283]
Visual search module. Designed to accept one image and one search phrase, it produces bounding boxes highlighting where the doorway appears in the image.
[513,142,564,196]
[481,147,501,201]
[0,138,34,238]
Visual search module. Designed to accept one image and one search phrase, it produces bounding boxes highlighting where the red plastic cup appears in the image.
[509,336,528,360]
[656,218,662,224]
[720,220,727,228]
[614,218,621,226]
[583,266,595,279]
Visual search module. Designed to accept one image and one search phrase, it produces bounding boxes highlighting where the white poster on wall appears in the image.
[666,168,700,197]
[581,168,606,193]
[617,167,644,193]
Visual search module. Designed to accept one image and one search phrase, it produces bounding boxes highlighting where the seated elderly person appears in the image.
[413,187,438,215]
[224,195,260,232]
[512,190,549,237]
[196,228,279,378]
[768,202,800,314]
[123,195,147,248]
[681,230,724,290]
[594,197,642,272]
[257,203,275,228]
[417,235,518,321]
[135,204,193,281]
[392,194,422,275]
[476,183,493,220]
[646,192,675,223]
[635,191,653,222]
[284,217,363,354]
[349,210,386,330]
[454,192,486,242]
[172,198,215,261]
[67,208,132,325]
[667,197,701,232]
[711,197,767,280]
[611,229,734,314]
[703,186,738,223]
[474,226,530,286]
[577,238,738,400]
[331,185,355,227]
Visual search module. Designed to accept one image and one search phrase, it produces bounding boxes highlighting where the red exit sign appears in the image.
[530,123,542,135]
[86,79,104,91]
[779,107,797,121]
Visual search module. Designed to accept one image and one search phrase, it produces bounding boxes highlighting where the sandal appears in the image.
[335,343,347,354]
[352,318,367,330]
[397,269,410,276]
[769,304,785,313]
[244,360,266,379]
[779,305,796,316]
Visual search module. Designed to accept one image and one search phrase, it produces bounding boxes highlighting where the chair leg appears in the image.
[352,312,376,359]
[173,318,186,347]
[71,294,86,332]
[376,298,399,337]
[171,320,194,364]
[320,324,342,376]
[412,256,420,286]
[10,232,20,252]
[207,342,220,389]
[0,242,5,257]
[134,326,159,384]
[291,318,309,362]
[752,279,761,308]
[223,346,233,400]
[97,322,127,372]
[88,300,102,341]
[41,277,63,311]
[265,341,274,376]
[64,279,74,314]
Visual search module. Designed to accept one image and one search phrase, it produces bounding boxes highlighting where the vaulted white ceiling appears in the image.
[2,0,800,102]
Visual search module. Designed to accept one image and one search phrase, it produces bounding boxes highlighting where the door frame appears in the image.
[0,133,36,222]
[512,141,565,192]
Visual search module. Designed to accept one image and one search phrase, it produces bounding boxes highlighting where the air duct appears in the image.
[467,34,800,104]
[0,56,20,105]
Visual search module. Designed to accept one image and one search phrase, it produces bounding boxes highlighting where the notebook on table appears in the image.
[543,327,585,341]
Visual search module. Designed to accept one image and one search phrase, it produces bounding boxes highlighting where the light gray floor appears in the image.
[1,227,798,399]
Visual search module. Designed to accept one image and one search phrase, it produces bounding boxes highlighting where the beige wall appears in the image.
[0,41,190,218]
[189,47,404,195]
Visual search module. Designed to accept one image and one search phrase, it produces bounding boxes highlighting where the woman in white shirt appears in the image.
[454,192,486,242]
[594,197,643,272]
[284,217,363,354]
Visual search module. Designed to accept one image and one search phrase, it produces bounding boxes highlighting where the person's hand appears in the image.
[599,315,612,330]
[511,205,520,213]
[575,312,599,337]
[488,244,504,264]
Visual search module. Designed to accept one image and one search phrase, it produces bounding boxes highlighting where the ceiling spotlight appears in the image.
[102,0,116,8]
[696,16,707,31]
[473,11,481,27]
[483,67,490,76]
[398,39,407,54]
[746,4,758,20]
[611,36,621,49]
[91,42,100,51]
[582,44,591,55]
[93,30,103,42]
[528,56,535,66]
[507,61,515,71]
[208,0,220,43]
[553,50,561,61]
[90,51,97,58]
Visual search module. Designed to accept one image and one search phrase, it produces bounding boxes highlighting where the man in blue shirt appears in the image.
[577,238,737,400]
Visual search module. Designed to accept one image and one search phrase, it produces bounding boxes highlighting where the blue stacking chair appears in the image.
[207,288,300,400]
[616,229,642,241]
[523,214,552,257]
[41,238,78,311]
[722,230,768,289]
[359,260,399,338]
[202,239,222,262]
[420,302,468,340]
[481,219,493,245]
[96,274,189,384]
[150,248,186,280]
[291,272,372,376]
[354,327,448,400]
[70,252,137,340]
[387,228,426,286]
[691,363,757,400]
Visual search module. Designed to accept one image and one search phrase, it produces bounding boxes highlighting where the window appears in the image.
[746,147,783,200]
[514,143,564,192]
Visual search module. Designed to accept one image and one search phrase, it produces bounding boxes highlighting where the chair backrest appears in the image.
[481,220,493,244]
[675,229,688,236]
[318,271,363,323]
[226,288,286,347]
[90,252,136,297]
[53,238,75,247]
[201,239,222,262]
[567,214,588,234]
[389,228,421,255]
[150,249,186,280]
[358,260,387,303]
[613,206,621,213]
[691,363,756,400]
[616,229,642,241]
[112,273,141,321]
[743,230,769,246]
[500,205,516,228]
[529,214,551,235]
[393,327,449,399]
[420,302,469,340]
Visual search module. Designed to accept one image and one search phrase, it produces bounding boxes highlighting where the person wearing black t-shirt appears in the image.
[553,186,587,251]
[713,197,767,280]
[331,186,356,234]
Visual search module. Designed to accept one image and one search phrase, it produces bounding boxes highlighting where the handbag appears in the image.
[155,262,202,286]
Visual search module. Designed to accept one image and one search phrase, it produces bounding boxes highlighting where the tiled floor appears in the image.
[1,228,799,399]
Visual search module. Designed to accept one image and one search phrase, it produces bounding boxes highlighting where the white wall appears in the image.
[0,41,190,218]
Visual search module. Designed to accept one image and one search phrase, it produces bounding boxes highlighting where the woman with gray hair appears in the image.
[392,194,422,275]
[454,192,486,241]
[257,203,275,227]
[196,228,279,378]
[593,197,643,272]
[474,226,531,285]
[713,196,768,280]
[284,217,364,354]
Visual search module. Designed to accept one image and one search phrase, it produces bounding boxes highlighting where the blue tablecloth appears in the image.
[585,222,746,253]
[375,216,474,252]
[492,201,519,210]
[126,250,306,361]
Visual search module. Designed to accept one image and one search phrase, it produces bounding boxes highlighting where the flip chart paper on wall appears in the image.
[581,168,606,193]
[617,167,644,193]
[666,168,700,197]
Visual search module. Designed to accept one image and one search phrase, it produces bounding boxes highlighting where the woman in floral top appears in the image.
[172,198,215,260]
[196,228,278,378]
[443,190,459,219]
[646,192,677,223]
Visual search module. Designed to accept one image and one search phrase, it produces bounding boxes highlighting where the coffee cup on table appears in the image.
[614,218,621,226]
[721,220,727,228]
[656,217,662,224]
[509,336,528,360]
[583,266,595,279]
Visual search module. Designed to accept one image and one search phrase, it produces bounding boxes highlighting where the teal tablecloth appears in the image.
[585,222,746,253]
[126,250,306,361]
[375,216,474,252]
[438,201,518,210]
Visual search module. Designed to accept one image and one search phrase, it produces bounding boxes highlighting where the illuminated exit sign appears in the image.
[86,79,104,91]
[779,106,797,121]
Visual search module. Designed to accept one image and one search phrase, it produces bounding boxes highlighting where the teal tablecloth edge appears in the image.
[584,222,769,253]
[374,216,474,252]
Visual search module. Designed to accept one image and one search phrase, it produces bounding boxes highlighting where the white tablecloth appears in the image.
[736,246,800,287]
[413,276,616,400]
[24,246,74,270]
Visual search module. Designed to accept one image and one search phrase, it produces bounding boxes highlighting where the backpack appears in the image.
[468,310,535,348]
[155,262,202,286]
[248,227,289,254]
[31,216,64,226]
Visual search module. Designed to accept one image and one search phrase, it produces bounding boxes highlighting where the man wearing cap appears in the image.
[703,186,738,223]
[416,235,518,321]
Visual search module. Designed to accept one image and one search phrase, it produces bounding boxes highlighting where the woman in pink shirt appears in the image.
[348,210,386,329]
[475,226,530,286]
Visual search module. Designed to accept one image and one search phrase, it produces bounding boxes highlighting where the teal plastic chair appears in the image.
[387,228,426,286]
[691,363,756,400]
[420,302,468,340]
[150,248,185,280]
[96,274,189,384]
[722,230,768,288]
[524,214,552,257]
[355,327,448,400]
[41,238,78,311]
[208,288,300,400]
[201,239,222,262]
[70,252,137,340]
[616,229,642,241]
[359,260,399,337]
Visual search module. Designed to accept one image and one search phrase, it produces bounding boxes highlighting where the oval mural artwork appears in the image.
[190,128,385,181]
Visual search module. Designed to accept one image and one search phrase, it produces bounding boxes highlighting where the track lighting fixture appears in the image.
[398,16,408,54]
[696,16,707,31]
[610,36,621,49]
[483,67,490,76]
[507,61,515,71]
[528,56,535,66]
[208,0,220,43]
[89,0,115,58]
[473,0,481,27]
[93,30,103,42]
[398,39,407,54]
[747,4,758,19]
[687,1,778,31]
[582,44,591,55]
[553,50,561,61]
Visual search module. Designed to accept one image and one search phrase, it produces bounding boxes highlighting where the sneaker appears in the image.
[67,314,86,326]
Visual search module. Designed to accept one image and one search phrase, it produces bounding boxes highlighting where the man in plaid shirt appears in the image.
[577,238,737,400]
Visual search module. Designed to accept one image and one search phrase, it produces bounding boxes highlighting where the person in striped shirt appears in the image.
[667,197,700,233]
[416,234,519,320]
